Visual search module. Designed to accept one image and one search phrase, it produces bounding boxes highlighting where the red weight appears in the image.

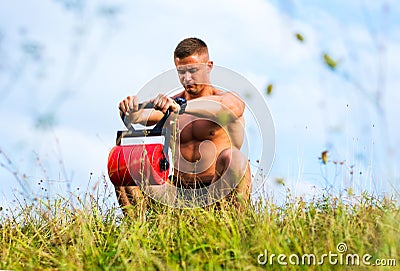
[107,143,169,186]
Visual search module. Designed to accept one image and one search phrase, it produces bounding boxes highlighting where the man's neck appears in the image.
[184,85,214,100]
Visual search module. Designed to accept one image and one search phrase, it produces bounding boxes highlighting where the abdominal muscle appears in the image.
[172,118,231,185]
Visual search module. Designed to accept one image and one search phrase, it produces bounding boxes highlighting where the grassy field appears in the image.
[1,188,399,270]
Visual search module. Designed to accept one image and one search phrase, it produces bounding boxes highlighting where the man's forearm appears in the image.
[184,95,244,122]
[123,109,163,126]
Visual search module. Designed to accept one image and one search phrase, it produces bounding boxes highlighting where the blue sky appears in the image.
[0,0,399,208]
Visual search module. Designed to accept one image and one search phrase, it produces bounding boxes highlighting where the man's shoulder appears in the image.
[215,89,244,102]
[211,88,241,98]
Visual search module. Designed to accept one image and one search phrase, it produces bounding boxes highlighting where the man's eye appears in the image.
[177,67,198,75]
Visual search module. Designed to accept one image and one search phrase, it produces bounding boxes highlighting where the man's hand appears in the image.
[119,96,140,123]
[150,94,181,114]
[118,94,181,126]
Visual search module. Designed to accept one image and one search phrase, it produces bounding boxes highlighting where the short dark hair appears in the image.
[174,37,208,59]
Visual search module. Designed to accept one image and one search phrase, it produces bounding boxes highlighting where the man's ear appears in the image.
[206,60,213,72]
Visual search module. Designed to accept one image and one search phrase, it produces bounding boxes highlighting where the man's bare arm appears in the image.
[184,92,245,123]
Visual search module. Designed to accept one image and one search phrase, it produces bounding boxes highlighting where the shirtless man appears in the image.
[115,37,251,209]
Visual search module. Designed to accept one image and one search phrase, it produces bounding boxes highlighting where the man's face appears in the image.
[174,53,213,95]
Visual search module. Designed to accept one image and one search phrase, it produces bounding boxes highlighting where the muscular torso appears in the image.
[172,112,244,184]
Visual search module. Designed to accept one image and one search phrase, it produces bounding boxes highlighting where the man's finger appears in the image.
[160,99,168,113]
[133,97,139,111]
[154,96,164,111]
[119,102,126,113]
[125,100,131,113]
[128,100,134,112]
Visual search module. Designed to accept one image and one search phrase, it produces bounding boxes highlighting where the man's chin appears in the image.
[185,85,198,93]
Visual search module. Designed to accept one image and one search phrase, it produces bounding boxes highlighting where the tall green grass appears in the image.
[1,187,399,270]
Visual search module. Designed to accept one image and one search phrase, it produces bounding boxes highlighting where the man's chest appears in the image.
[176,116,222,143]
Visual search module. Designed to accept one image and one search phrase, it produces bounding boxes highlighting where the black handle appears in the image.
[139,102,155,109]
[121,102,170,132]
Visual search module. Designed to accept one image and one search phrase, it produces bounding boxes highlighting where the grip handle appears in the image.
[120,101,170,132]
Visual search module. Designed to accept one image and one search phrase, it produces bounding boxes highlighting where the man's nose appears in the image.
[183,71,192,82]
